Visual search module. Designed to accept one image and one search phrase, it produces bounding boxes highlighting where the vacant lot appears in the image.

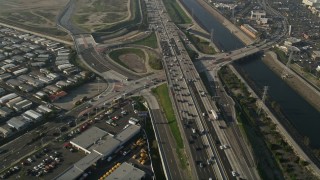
[109,48,146,73]
[72,0,130,32]
[0,0,69,38]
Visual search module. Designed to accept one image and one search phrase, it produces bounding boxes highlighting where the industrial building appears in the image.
[0,124,13,138]
[311,51,320,61]
[106,162,146,180]
[70,127,109,154]
[240,24,258,39]
[22,110,42,121]
[0,93,18,104]
[251,10,266,20]
[0,106,13,117]
[12,99,32,112]
[56,124,141,180]
[7,116,29,130]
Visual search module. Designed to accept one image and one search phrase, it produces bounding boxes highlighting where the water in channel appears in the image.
[181,0,320,147]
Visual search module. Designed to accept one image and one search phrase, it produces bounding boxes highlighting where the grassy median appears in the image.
[152,84,187,169]
[162,0,191,24]
[132,32,158,49]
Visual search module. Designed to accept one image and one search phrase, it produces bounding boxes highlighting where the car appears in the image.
[191,128,196,134]
[112,116,119,120]
[219,145,224,150]
[231,171,238,176]
[27,158,34,163]
[199,162,204,168]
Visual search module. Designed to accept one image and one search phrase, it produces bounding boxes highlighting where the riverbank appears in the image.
[263,51,320,112]
[194,0,254,46]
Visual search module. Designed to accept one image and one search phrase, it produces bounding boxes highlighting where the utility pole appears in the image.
[281,46,300,79]
[210,29,214,44]
[257,86,269,115]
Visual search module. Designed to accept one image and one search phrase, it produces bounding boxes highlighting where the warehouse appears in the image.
[56,125,141,180]
[0,106,13,117]
[12,99,32,112]
[0,93,18,104]
[0,124,13,138]
[6,96,23,108]
[70,126,108,154]
[106,162,146,180]
[7,116,29,130]
[36,105,52,113]
[12,68,28,76]
[6,79,22,88]
[22,110,42,121]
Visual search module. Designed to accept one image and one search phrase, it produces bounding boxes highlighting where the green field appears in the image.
[132,32,158,49]
[148,52,163,70]
[162,0,191,24]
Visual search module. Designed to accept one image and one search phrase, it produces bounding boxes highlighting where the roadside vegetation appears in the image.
[131,32,158,49]
[147,50,163,70]
[162,0,191,24]
[185,32,216,54]
[152,84,188,169]
[219,66,318,180]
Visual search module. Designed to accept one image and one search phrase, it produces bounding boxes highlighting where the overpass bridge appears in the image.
[196,45,262,72]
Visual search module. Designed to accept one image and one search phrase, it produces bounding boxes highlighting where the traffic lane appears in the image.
[80,48,110,73]
[173,75,216,179]
[152,109,184,179]
[81,48,142,80]
[183,113,216,180]
[189,82,236,179]
[0,121,67,168]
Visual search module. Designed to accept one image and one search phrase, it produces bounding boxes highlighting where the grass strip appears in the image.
[152,84,187,169]
[132,32,158,49]
[162,0,191,24]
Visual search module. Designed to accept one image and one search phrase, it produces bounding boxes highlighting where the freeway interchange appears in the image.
[56,0,287,179]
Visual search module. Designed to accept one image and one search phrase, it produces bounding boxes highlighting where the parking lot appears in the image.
[0,97,153,179]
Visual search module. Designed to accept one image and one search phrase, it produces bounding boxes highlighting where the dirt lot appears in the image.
[0,0,69,38]
[73,0,130,32]
[263,51,320,112]
[119,53,146,73]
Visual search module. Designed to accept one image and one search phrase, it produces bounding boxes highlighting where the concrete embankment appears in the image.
[263,51,320,112]
[229,64,320,177]
[193,0,254,46]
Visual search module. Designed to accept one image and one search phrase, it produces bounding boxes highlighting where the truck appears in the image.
[210,110,218,120]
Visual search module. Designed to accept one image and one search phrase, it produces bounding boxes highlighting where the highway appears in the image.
[149,0,253,178]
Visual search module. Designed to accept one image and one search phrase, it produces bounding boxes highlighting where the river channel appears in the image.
[181,0,320,148]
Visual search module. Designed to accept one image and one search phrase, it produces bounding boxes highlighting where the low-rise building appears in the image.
[22,109,42,121]
[0,106,13,117]
[56,125,141,180]
[0,124,13,138]
[240,24,258,39]
[0,93,18,104]
[12,99,32,112]
[106,162,146,180]
[7,116,29,130]
[311,51,320,61]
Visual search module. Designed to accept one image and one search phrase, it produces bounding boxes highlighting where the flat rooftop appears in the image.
[115,124,141,143]
[105,162,145,180]
[70,126,108,149]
